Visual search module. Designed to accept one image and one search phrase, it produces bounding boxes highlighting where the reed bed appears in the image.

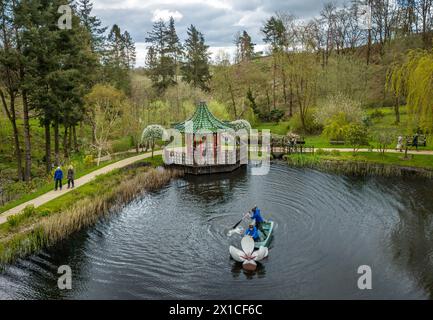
[0,167,182,266]
[286,155,433,178]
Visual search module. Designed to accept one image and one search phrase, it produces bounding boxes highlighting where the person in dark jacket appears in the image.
[244,223,260,241]
[412,133,419,150]
[54,166,63,191]
[67,165,75,189]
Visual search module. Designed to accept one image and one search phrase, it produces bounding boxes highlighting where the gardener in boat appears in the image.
[250,206,265,234]
[244,222,260,241]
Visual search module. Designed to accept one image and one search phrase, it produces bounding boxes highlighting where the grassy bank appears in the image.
[0,155,181,266]
[285,151,433,178]
[0,151,143,214]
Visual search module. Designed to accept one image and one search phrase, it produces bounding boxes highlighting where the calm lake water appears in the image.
[1,163,433,299]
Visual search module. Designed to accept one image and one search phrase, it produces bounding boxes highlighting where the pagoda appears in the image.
[165,102,246,175]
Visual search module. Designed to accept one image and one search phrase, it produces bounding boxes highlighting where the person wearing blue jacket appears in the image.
[54,166,63,191]
[250,206,265,233]
[244,223,260,241]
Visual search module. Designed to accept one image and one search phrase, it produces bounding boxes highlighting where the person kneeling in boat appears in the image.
[244,223,260,241]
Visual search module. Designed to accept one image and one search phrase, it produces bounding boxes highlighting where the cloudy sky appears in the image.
[92,0,346,66]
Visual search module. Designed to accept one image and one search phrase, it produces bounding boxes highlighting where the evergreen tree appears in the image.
[103,24,132,92]
[236,30,255,62]
[181,24,211,91]
[75,0,107,52]
[166,17,183,83]
[145,19,175,92]
[122,31,136,69]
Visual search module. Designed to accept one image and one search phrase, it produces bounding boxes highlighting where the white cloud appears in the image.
[151,9,183,22]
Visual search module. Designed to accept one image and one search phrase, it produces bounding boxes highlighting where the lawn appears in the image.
[255,106,432,150]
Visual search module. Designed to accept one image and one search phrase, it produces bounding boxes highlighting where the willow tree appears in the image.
[387,49,433,131]
[141,124,164,158]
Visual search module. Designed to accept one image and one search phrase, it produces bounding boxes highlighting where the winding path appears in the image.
[0,150,162,225]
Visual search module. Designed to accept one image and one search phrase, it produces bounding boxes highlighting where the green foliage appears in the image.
[315,93,364,126]
[322,113,350,141]
[387,49,433,132]
[345,124,369,152]
[182,25,211,91]
[370,109,385,120]
[291,110,321,134]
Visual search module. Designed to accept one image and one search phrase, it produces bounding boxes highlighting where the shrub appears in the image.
[84,155,94,167]
[330,149,341,156]
[315,93,364,126]
[370,109,385,120]
[322,113,350,141]
[291,110,322,134]
[316,148,329,156]
[345,123,369,152]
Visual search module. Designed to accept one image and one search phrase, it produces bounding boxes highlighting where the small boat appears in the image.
[254,221,274,249]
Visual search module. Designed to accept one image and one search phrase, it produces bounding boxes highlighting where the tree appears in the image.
[145,19,174,93]
[0,0,24,180]
[181,24,211,91]
[262,16,287,110]
[103,24,132,93]
[141,124,164,158]
[85,84,125,165]
[387,49,433,132]
[345,123,369,153]
[235,30,255,62]
[230,119,252,132]
[76,0,107,53]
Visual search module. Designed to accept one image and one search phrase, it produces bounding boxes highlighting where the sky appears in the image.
[91,0,347,66]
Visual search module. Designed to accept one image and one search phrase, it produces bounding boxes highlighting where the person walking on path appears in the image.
[396,135,403,152]
[67,165,75,189]
[54,166,63,191]
[412,133,419,151]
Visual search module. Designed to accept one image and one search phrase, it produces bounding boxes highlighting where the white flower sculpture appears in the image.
[229,236,269,271]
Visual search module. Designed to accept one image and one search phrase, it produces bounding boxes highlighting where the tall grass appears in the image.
[286,155,433,178]
[0,168,182,266]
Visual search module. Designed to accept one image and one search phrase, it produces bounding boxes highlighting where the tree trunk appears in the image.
[63,125,69,159]
[367,28,372,65]
[289,85,293,117]
[68,125,73,155]
[394,96,400,124]
[0,92,24,181]
[272,54,277,110]
[54,120,60,166]
[72,125,78,152]
[22,92,32,181]
[44,121,51,174]
[97,146,102,166]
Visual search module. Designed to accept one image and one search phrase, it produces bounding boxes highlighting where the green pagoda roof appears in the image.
[173,102,232,133]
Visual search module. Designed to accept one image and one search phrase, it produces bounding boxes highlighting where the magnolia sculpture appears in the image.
[229,236,268,271]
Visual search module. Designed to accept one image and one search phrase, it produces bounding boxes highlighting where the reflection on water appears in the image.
[0,163,433,299]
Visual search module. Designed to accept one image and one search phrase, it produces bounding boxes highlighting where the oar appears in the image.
[232,213,249,229]
[227,213,249,237]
